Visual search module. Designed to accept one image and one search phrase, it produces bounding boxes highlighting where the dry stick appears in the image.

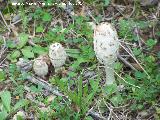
[0,11,11,32]
[87,110,106,120]
[120,44,150,78]
[119,39,137,46]
[87,100,106,120]
[128,1,136,18]
[117,54,137,71]
[0,18,5,27]
[97,100,105,119]
[26,75,65,97]
[0,36,7,60]
[114,70,140,88]
[102,98,120,120]
[10,19,22,26]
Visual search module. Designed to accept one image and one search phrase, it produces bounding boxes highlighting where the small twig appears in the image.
[117,54,137,71]
[0,11,11,32]
[114,71,140,88]
[0,56,7,66]
[87,110,106,120]
[26,75,65,97]
[120,44,150,78]
[119,39,137,46]
[33,20,36,37]
[10,19,22,26]
[102,99,120,120]
[0,36,7,60]
[128,2,136,18]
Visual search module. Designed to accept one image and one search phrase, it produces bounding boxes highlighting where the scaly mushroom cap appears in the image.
[94,22,119,65]
[13,111,26,120]
[49,42,67,68]
[33,56,48,77]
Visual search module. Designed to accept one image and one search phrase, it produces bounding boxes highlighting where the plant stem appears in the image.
[105,64,115,85]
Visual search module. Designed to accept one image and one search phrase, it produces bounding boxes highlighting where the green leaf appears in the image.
[78,76,83,107]
[104,0,111,6]
[42,12,52,22]
[32,46,48,55]
[135,71,146,79]
[156,31,160,36]
[36,26,44,33]
[65,49,80,58]
[17,33,29,49]
[90,79,99,92]
[132,48,142,56]
[21,46,34,58]
[30,85,43,93]
[103,84,117,95]
[114,62,123,71]
[14,99,29,111]
[0,91,11,112]
[146,39,157,48]
[110,94,123,106]
[6,40,16,48]
[10,50,21,59]
[0,111,8,120]
[0,69,5,82]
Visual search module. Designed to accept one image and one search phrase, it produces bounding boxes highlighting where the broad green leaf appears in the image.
[156,31,160,36]
[17,33,29,49]
[0,111,8,120]
[0,69,5,82]
[132,48,142,56]
[14,99,29,111]
[30,85,43,93]
[104,0,111,6]
[6,40,16,48]
[146,39,157,48]
[10,50,21,59]
[21,46,34,58]
[42,12,52,22]
[36,26,44,33]
[32,46,48,55]
[103,84,117,95]
[114,62,123,71]
[0,91,11,112]
[110,94,123,106]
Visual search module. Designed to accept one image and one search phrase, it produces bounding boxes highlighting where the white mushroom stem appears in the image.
[105,64,115,85]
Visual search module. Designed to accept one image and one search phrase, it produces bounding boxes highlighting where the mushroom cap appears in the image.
[94,22,119,65]
[33,56,48,77]
[49,42,67,68]
[13,111,26,120]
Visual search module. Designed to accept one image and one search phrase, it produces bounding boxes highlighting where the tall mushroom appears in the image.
[49,42,67,72]
[94,22,120,85]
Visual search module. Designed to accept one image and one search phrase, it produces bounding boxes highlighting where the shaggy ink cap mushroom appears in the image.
[94,22,120,85]
[49,42,67,69]
[33,55,48,78]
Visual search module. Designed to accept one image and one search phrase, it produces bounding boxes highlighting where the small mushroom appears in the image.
[49,42,67,72]
[13,111,26,120]
[16,58,33,72]
[33,55,49,78]
[94,22,120,85]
